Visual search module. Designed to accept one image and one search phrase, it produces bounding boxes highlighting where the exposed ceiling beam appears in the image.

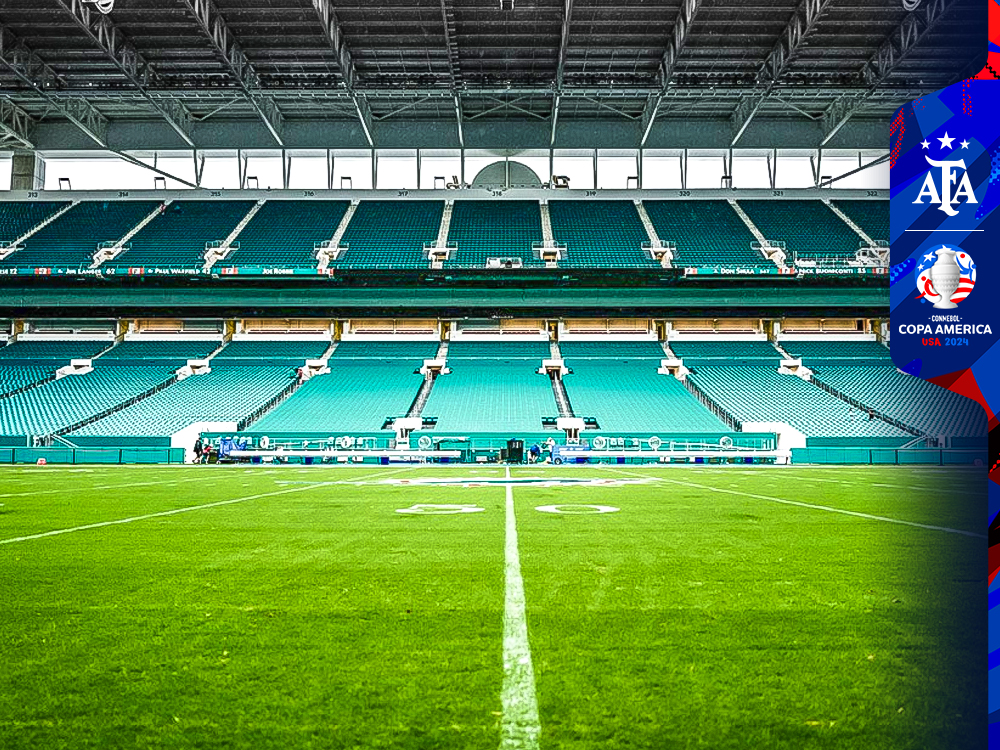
[821,0,957,146]
[51,0,195,147]
[439,0,464,147]
[551,0,574,144]
[0,24,109,148]
[353,94,375,147]
[177,0,284,146]
[550,93,561,146]
[0,98,35,149]
[311,0,374,146]
[454,94,464,148]
[641,0,701,145]
[555,0,574,90]
[730,0,836,147]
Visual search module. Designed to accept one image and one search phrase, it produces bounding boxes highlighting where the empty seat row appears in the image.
[252,361,425,433]
[563,360,727,433]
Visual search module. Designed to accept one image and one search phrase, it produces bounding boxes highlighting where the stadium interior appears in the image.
[0,2,991,749]
[0,0,987,469]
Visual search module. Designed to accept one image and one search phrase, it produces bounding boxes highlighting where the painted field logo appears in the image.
[915,245,975,308]
[380,476,654,488]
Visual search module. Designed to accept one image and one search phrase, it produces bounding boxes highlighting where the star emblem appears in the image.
[923,252,935,263]
[920,139,930,149]
[938,132,955,150]
[960,139,970,149]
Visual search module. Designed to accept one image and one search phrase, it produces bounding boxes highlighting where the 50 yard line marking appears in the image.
[500,466,541,750]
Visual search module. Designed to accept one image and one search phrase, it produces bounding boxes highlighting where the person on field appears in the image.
[193,437,203,464]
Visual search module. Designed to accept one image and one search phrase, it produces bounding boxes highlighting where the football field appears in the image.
[0,464,986,749]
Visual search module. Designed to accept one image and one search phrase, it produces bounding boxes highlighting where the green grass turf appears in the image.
[0,464,986,749]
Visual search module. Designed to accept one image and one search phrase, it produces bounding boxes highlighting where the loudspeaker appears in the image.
[506,439,524,463]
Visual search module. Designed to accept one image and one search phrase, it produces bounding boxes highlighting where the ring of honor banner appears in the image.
[890,3,1000,733]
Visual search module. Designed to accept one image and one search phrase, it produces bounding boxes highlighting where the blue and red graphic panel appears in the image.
[890,5,1000,732]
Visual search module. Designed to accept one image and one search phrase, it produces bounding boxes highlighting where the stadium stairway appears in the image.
[832,200,888,244]
[547,341,574,418]
[735,200,861,260]
[240,340,338,428]
[316,201,358,271]
[91,202,171,267]
[406,341,448,419]
[202,200,266,270]
[248,342,434,433]
[548,201,658,268]
[0,202,75,260]
[823,200,877,248]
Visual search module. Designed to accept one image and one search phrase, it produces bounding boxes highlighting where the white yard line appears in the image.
[0,473,238,499]
[604,469,985,539]
[500,466,541,750]
[0,467,412,547]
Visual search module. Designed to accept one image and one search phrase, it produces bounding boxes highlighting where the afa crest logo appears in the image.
[911,133,978,216]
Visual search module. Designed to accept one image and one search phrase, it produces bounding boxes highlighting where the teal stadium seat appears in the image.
[562,360,727,433]
[643,201,768,267]
[0,202,69,246]
[669,340,908,439]
[108,201,256,268]
[781,338,982,438]
[335,201,443,268]
[424,342,556,431]
[70,340,331,438]
[252,360,427,433]
[97,340,220,367]
[810,366,984,438]
[0,366,53,396]
[332,341,440,359]
[10,201,161,268]
[687,365,910,439]
[211,340,330,366]
[548,201,658,268]
[447,340,550,358]
[70,365,295,438]
[737,200,860,259]
[445,201,545,267]
[0,366,175,437]
[225,201,350,268]
[558,341,665,359]
[781,339,891,366]
[0,339,112,362]
[669,340,781,365]
[832,201,889,243]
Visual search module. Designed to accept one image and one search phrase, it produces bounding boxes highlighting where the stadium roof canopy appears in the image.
[0,0,985,152]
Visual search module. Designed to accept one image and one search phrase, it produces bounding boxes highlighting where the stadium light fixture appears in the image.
[83,0,115,14]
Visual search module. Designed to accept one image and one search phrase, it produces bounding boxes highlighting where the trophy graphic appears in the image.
[929,247,961,309]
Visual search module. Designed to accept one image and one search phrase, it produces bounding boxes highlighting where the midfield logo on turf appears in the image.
[382,476,655,488]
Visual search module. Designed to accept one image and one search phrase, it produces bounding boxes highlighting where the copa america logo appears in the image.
[915,245,976,309]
